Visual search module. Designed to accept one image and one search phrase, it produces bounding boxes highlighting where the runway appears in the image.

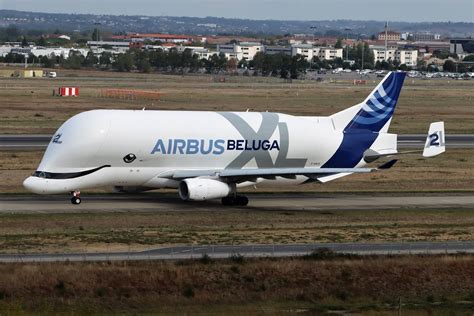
[1,134,473,150]
[1,241,473,263]
[1,194,473,262]
[1,193,473,213]
[398,134,474,148]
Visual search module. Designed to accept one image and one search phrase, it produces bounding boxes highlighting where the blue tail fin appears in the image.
[323,72,406,168]
[331,72,406,133]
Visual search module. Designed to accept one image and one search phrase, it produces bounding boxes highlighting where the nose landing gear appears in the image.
[70,191,81,205]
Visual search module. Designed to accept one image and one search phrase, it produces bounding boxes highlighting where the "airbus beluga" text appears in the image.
[150,139,280,155]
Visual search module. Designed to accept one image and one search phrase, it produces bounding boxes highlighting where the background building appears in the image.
[217,42,263,61]
[413,32,441,41]
[378,30,401,41]
[395,50,418,66]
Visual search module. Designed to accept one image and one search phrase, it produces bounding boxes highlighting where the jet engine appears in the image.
[178,178,233,201]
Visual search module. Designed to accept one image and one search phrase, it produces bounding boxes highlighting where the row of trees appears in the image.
[0,48,231,73]
[1,46,472,75]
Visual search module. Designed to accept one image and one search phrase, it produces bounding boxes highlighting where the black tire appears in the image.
[221,196,234,206]
[236,195,249,206]
[71,197,81,205]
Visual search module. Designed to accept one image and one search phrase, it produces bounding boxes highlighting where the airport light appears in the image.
[345,28,351,61]
[94,22,101,65]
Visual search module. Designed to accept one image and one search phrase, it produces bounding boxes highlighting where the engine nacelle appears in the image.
[178,178,233,201]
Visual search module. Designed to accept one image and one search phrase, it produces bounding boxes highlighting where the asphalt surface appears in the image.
[1,134,473,150]
[1,194,473,213]
[1,193,473,262]
[1,241,473,263]
[398,134,473,149]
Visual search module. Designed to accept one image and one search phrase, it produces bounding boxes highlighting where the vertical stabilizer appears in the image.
[330,71,406,133]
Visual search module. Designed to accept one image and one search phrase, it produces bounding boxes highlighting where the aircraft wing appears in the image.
[159,160,397,182]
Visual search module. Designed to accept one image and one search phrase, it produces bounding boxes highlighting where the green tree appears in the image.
[181,48,200,71]
[364,43,374,65]
[63,51,84,69]
[166,49,181,70]
[238,58,248,69]
[134,50,151,73]
[38,36,47,47]
[443,59,456,72]
[463,55,474,62]
[113,53,134,72]
[335,38,343,49]
[21,36,28,47]
[99,52,112,66]
[399,64,410,71]
[205,54,227,73]
[149,49,167,69]
[427,63,439,72]
[333,57,344,67]
[417,60,427,71]
[83,51,98,67]
[251,52,265,71]
[40,54,56,68]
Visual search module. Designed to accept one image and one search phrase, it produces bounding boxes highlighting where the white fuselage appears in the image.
[23,109,395,194]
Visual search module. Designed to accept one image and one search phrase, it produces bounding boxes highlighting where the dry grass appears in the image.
[0,255,473,313]
[1,208,473,253]
[0,69,473,134]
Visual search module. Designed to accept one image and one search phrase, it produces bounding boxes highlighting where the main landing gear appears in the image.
[70,191,81,205]
[221,195,249,206]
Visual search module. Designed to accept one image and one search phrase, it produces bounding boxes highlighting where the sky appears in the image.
[0,0,473,22]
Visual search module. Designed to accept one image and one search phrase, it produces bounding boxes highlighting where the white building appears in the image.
[291,44,343,61]
[0,45,12,57]
[315,47,343,60]
[371,46,418,66]
[8,46,88,59]
[264,46,292,56]
[372,47,397,63]
[395,50,418,67]
[291,44,314,60]
[33,47,89,58]
[87,41,130,54]
[194,50,219,60]
[217,42,263,61]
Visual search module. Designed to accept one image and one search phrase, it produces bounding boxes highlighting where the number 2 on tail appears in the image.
[429,131,443,146]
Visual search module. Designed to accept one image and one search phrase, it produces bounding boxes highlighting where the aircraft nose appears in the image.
[23,176,46,194]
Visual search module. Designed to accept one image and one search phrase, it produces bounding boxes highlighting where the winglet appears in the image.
[423,122,445,157]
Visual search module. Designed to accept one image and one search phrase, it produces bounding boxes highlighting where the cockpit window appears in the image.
[33,165,111,179]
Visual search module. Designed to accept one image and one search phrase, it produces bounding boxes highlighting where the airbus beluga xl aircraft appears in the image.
[23,72,445,206]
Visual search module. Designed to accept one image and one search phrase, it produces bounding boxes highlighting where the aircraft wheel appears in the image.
[235,195,249,206]
[221,196,234,206]
[71,197,81,205]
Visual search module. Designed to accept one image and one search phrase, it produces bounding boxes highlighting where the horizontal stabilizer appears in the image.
[378,159,398,170]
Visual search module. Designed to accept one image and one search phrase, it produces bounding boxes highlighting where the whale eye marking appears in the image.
[123,153,136,163]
